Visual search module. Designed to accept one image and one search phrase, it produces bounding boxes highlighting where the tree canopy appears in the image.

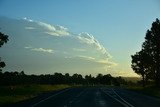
[0,31,9,47]
[131,18,160,87]
[0,71,128,86]
[0,31,9,71]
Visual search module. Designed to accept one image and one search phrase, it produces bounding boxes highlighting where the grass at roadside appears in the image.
[126,85,160,98]
[0,84,70,105]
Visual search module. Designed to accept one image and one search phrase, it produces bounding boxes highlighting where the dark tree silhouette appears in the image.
[131,18,160,87]
[0,31,9,71]
[0,71,127,86]
[0,31,9,47]
[131,50,152,87]
[85,74,95,85]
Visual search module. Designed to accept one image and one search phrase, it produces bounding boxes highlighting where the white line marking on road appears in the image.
[31,88,70,107]
[95,90,107,107]
[101,89,129,107]
[98,100,106,107]
[112,89,134,107]
[101,88,135,107]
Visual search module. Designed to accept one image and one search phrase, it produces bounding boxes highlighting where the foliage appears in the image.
[0,31,9,47]
[0,31,9,71]
[131,18,160,87]
[0,71,127,86]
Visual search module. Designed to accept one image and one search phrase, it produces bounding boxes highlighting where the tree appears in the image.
[143,18,160,87]
[131,18,160,87]
[0,31,9,71]
[102,74,112,85]
[72,73,84,84]
[0,31,9,47]
[96,73,103,84]
[0,61,5,71]
[85,74,94,85]
[131,50,151,86]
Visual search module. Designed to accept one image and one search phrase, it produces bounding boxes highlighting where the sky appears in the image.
[0,0,160,77]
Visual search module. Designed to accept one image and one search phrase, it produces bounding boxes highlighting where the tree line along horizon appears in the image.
[0,71,128,86]
[0,28,128,86]
[0,18,160,87]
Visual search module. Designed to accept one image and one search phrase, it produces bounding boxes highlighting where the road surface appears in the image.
[4,86,160,107]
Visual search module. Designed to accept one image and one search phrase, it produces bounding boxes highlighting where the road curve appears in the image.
[4,86,160,107]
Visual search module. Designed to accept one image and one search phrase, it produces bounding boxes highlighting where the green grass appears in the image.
[126,85,160,98]
[0,84,70,105]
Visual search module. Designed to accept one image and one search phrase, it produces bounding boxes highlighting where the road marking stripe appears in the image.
[112,89,134,107]
[67,89,87,105]
[101,89,129,107]
[96,90,106,107]
[31,88,70,107]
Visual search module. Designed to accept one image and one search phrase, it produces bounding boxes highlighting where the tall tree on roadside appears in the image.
[131,50,152,87]
[131,18,160,87]
[0,31,9,71]
[142,19,160,87]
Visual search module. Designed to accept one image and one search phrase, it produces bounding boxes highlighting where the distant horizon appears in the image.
[1,70,142,79]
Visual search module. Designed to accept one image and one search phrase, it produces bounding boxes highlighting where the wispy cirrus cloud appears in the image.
[21,17,117,70]
[25,46,54,54]
[25,26,35,30]
[0,17,117,75]
[31,48,54,53]
[23,18,111,59]
[23,17,33,22]
[76,55,117,67]
[24,46,32,49]
[73,48,86,52]
[77,32,110,58]
[76,55,95,61]
[96,59,117,66]
[23,18,69,36]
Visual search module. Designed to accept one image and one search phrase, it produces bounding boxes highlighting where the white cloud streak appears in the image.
[77,32,111,58]
[25,46,54,54]
[96,59,117,66]
[37,21,70,36]
[23,17,69,36]
[77,55,95,61]
[23,17,33,22]
[31,48,54,53]
[25,27,35,30]
[38,21,56,31]
[24,46,32,49]
[73,48,86,52]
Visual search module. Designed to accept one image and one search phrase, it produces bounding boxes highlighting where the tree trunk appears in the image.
[155,70,160,87]
[142,75,145,87]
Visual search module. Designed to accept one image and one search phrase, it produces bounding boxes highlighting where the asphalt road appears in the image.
[4,86,160,107]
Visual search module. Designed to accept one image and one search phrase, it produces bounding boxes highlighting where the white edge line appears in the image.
[101,89,129,107]
[112,89,134,107]
[31,88,70,107]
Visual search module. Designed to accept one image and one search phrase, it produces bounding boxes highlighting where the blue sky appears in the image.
[0,0,160,77]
